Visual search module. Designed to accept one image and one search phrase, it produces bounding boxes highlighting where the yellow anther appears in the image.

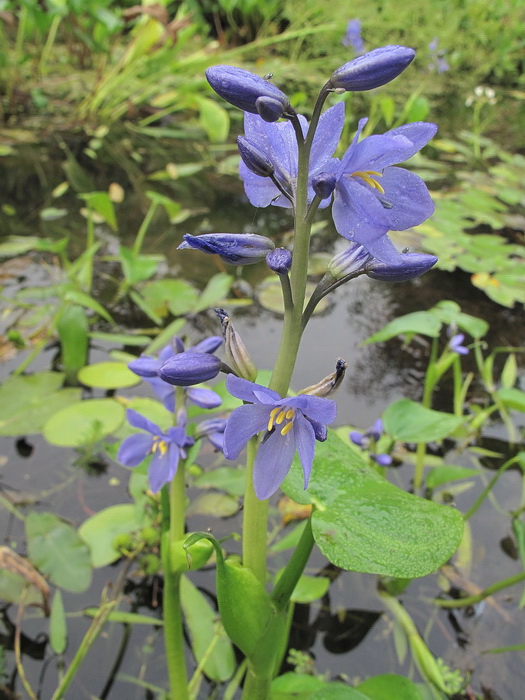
[281,421,294,436]
[275,408,288,425]
[267,406,281,431]
[285,408,295,420]
[152,436,168,456]
[351,170,385,195]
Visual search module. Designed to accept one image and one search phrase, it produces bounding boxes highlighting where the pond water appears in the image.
[1,153,524,700]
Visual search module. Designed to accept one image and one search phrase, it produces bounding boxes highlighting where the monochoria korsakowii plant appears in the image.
[119,45,440,700]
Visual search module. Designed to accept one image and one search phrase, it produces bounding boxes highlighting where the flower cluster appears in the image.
[350,419,392,467]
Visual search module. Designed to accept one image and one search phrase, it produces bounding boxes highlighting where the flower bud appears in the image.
[237,136,274,177]
[206,65,291,122]
[300,358,347,398]
[312,172,337,200]
[159,351,222,387]
[327,242,371,280]
[365,252,437,282]
[215,309,257,382]
[178,233,275,265]
[330,45,415,92]
[266,248,292,275]
[128,356,159,378]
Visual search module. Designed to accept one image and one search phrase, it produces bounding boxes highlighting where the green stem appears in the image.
[463,455,519,521]
[39,15,62,76]
[242,437,269,584]
[413,339,439,490]
[133,201,158,255]
[160,482,189,700]
[271,517,315,612]
[432,570,525,609]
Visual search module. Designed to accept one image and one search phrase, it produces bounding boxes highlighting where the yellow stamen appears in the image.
[275,408,288,425]
[152,436,168,456]
[267,406,281,431]
[281,421,294,436]
[285,408,295,420]
[351,170,385,194]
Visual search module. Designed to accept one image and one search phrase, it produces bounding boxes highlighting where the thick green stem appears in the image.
[242,437,269,584]
[161,482,189,700]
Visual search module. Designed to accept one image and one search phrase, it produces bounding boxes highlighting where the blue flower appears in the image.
[332,118,437,262]
[128,337,223,410]
[117,409,194,493]
[178,233,275,265]
[195,417,227,452]
[223,375,337,500]
[448,333,469,356]
[342,19,365,55]
[350,419,392,466]
[239,102,345,210]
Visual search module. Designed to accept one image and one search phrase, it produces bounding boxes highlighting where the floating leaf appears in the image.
[193,468,246,497]
[282,433,463,578]
[78,504,144,567]
[180,575,235,682]
[43,399,125,446]
[26,512,92,593]
[78,362,141,389]
[187,493,239,518]
[289,575,330,603]
[383,400,464,442]
[0,372,81,437]
[357,674,423,700]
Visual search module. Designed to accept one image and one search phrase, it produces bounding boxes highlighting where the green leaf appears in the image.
[79,192,117,231]
[83,608,163,625]
[430,301,488,339]
[426,465,480,489]
[63,288,114,324]
[145,191,182,221]
[26,512,92,593]
[364,312,441,344]
[78,504,144,567]
[357,674,423,700]
[0,372,81,436]
[193,467,246,497]
[271,674,369,699]
[197,97,230,143]
[495,388,525,412]
[501,354,518,389]
[282,433,463,578]
[50,590,67,654]
[43,399,125,447]
[193,273,233,313]
[140,279,199,318]
[78,362,141,389]
[57,304,89,383]
[180,575,235,682]
[383,399,464,442]
[187,493,239,518]
[119,246,164,286]
[289,575,330,603]
[89,331,151,347]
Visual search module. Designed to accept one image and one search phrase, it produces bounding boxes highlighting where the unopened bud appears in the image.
[330,45,415,92]
[266,248,292,275]
[237,136,274,177]
[312,172,337,200]
[215,309,257,382]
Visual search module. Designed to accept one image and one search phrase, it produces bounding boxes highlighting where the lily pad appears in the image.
[282,433,463,578]
[26,512,92,593]
[43,398,125,446]
[0,372,81,436]
[78,362,141,389]
[78,504,144,567]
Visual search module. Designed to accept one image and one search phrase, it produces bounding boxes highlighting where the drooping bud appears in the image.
[128,356,160,378]
[266,248,292,275]
[312,172,337,200]
[206,65,291,122]
[215,308,257,382]
[365,252,437,282]
[159,351,222,387]
[237,136,274,177]
[300,358,348,398]
[329,45,415,92]
[178,233,275,265]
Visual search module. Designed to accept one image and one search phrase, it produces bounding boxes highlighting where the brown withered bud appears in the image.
[299,358,347,398]
[215,308,258,382]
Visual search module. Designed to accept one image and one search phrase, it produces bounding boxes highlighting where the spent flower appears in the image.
[179,233,275,265]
